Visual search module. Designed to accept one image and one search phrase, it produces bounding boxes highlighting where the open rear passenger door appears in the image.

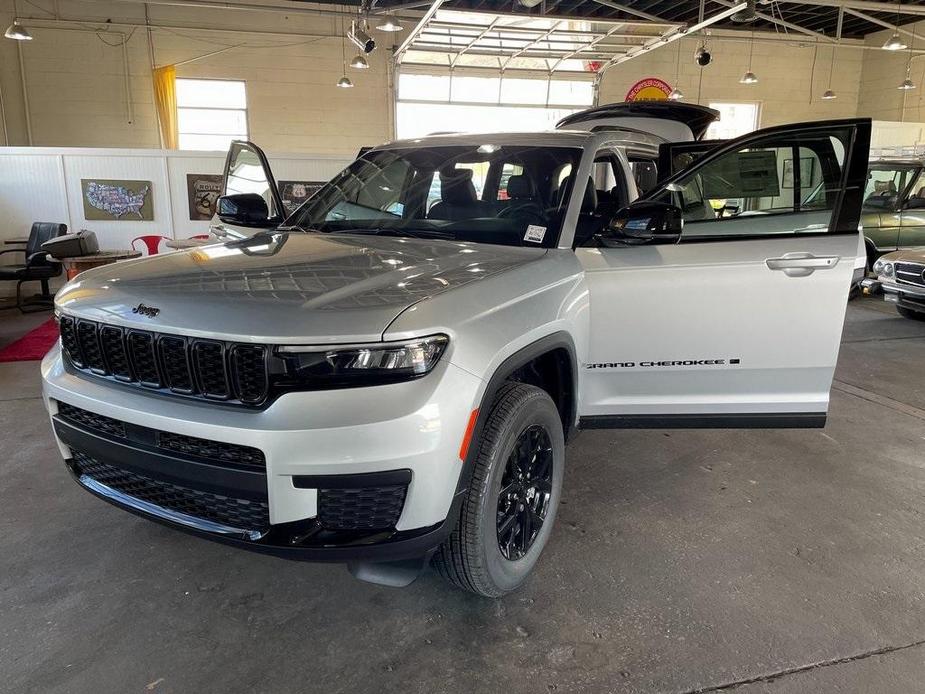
[575,118,871,428]
[211,140,287,240]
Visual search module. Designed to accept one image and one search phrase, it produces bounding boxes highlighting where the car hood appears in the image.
[55,233,545,343]
[879,247,925,263]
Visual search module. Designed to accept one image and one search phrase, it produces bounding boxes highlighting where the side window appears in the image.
[657,128,852,239]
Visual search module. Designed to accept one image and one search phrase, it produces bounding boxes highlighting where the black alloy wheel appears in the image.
[496,424,553,560]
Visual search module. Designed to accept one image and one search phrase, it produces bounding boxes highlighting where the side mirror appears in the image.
[597,201,683,247]
[217,193,271,227]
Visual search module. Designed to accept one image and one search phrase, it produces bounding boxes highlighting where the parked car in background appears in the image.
[861,158,925,267]
[861,248,925,320]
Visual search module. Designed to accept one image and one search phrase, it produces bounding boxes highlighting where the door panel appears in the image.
[578,118,871,427]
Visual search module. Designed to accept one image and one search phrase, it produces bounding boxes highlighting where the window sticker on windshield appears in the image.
[524,225,546,243]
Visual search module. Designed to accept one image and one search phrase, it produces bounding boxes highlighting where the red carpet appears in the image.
[0,318,59,362]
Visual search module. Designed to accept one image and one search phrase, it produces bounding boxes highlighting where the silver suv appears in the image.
[43,104,871,596]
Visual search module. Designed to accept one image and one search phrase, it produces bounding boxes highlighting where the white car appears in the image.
[43,104,871,596]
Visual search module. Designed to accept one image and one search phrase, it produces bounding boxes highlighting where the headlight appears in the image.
[872,259,894,276]
[276,334,449,388]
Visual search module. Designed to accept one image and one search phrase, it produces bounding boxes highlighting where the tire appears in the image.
[433,382,565,597]
[897,306,925,321]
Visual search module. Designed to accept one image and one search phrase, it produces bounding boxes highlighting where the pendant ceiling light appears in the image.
[899,23,916,90]
[350,54,369,69]
[821,42,837,100]
[884,32,908,51]
[4,19,32,40]
[740,31,758,84]
[669,37,683,100]
[375,14,403,32]
[883,1,908,51]
[337,12,354,88]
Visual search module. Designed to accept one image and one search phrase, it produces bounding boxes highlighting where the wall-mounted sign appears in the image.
[278,180,325,214]
[625,78,672,102]
[186,174,223,220]
[81,179,153,221]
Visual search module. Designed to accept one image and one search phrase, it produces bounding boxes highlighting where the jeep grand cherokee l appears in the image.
[43,104,871,596]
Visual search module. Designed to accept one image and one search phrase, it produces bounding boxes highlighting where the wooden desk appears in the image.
[52,250,142,280]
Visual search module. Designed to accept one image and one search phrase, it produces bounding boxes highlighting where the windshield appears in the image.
[286,145,582,247]
[864,165,919,210]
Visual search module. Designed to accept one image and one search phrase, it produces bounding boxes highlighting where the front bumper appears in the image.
[42,344,484,561]
[872,278,925,312]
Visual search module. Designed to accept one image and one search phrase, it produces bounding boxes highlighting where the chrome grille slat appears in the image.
[59,316,270,406]
[895,262,925,288]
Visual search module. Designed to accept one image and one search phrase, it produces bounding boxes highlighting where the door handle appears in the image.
[766,252,839,277]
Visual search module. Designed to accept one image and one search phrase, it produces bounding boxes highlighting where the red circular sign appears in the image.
[625,78,672,102]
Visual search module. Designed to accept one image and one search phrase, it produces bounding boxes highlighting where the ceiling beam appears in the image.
[589,0,682,25]
[843,7,922,37]
[395,0,445,59]
[711,0,835,41]
[766,0,925,16]
[606,2,748,67]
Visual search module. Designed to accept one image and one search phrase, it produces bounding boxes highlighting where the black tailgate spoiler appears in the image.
[556,102,721,141]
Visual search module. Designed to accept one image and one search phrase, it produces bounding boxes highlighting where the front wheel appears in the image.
[897,306,925,321]
[433,383,565,597]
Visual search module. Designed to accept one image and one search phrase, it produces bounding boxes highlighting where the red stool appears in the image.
[132,235,171,255]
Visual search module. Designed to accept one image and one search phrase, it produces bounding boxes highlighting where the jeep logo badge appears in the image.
[132,303,160,318]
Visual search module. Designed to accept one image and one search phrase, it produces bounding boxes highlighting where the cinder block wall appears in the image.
[0,0,394,155]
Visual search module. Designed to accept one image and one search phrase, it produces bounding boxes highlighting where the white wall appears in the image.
[0,146,350,248]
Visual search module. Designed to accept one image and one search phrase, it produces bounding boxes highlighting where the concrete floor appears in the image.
[1,298,924,694]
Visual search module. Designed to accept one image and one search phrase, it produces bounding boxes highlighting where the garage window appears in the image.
[176,79,249,151]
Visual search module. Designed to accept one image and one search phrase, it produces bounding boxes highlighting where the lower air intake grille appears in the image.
[72,452,270,531]
[57,402,125,438]
[895,262,925,288]
[318,485,407,531]
[157,431,265,469]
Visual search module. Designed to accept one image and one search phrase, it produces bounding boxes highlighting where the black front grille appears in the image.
[72,452,269,531]
[318,485,407,530]
[58,316,270,406]
[896,262,925,288]
[57,402,126,438]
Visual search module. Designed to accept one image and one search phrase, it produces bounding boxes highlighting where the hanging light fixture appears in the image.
[350,54,370,69]
[337,12,354,88]
[883,1,908,50]
[884,32,908,51]
[669,36,684,100]
[899,23,916,89]
[740,30,758,84]
[4,19,32,40]
[821,41,837,100]
[375,13,404,32]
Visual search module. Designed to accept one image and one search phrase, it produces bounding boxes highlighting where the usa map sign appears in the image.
[81,179,154,221]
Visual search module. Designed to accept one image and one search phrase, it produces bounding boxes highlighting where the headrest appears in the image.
[581,177,598,215]
[440,169,477,205]
[918,187,925,199]
[506,175,533,200]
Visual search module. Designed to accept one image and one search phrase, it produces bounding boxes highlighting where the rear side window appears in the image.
[653,127,853,239]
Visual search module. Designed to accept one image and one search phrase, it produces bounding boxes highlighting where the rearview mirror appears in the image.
[217,193,272,227]
[597,201,683,247]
